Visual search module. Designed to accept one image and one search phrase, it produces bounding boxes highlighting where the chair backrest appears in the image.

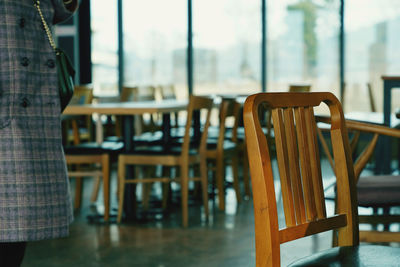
[217,98,241,148]
[120,86,138,102]
[121,86,157,102]
[181,95,214,155]
[159,84,177,100]
[243,92,359,266]
[71,85,94,105]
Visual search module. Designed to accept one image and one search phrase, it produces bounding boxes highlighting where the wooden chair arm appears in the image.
[316,115,400,138]
[316,116,400,180]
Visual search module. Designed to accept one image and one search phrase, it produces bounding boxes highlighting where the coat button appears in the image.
[20,57,30,67]
[20,98,30,108]
[19,18,25,28]
[46,59,55,68]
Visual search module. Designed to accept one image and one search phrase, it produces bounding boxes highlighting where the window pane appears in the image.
[193,0,262,96]
[267,0,340,97]
[345,0,400,112]
[91,0,119,96]
[122,0,187,99]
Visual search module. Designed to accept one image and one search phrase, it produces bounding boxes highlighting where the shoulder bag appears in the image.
[34,0,75,112]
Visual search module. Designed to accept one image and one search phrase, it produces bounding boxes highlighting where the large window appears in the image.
[345,0,400,112]
[122,0,187,99]
[267,0,340,96]
[192,0,262,96]
[91,0,119,96]
[89,0,400,111]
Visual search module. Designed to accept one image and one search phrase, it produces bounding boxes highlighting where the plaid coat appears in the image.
[0,0,76,242]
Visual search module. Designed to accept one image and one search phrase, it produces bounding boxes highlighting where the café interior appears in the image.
[23,0,400,266]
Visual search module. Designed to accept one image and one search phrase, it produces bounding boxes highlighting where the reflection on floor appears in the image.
[21,161,397,267]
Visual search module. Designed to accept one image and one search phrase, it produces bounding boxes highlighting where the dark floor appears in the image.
[21,161,398,267]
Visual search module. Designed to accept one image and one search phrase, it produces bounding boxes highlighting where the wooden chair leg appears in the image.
[332,196,339,247]
[232,153,242,203]
[142,183,152,210]
[192,164,201,199]
[162,167,171,209]
[200,159,209,219]
[90,177,101,203]
[117,156,126,223]
[180,162,189,227]
[216,156,225,211]
[102,154,110,222]
[162,182,170,209]
[74,177,83,209]
[142,166,155,210]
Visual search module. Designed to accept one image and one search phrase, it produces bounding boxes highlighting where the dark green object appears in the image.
[56,48,75,112]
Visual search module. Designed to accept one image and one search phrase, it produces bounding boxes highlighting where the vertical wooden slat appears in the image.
[283,108,306,224]
[294,107,317,221]
[305,108,327,219]
[272,108,296,227]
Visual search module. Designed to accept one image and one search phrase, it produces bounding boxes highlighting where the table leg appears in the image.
[123,115,136,220]
[162,113,171,146]
[381,83,392,174]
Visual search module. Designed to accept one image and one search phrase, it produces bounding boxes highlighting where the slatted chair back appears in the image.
[243,92,359,267]
[181,95,214,156]
[218,98,241,146]
[68,85,94,144]
[159,84,179,127]
[159,84,177,100]
[119,86,158,135]
[71,84,94,105]
[120,86,138,102]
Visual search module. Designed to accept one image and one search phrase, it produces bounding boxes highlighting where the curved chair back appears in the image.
[243,92,359,266]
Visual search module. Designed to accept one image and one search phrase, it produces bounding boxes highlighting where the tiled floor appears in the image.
[21,161,397,267]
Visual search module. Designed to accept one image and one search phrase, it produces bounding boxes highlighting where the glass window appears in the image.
[122,0,187,99]
[345,0,400,112]
[91,0,119,97]
[192,0,262,96]
[267,0,340,97]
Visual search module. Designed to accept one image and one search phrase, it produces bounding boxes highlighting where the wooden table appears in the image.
[64,100,188,150]
[63,99,189,220]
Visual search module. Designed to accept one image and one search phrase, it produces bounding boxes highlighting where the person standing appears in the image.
[0,0,78,266]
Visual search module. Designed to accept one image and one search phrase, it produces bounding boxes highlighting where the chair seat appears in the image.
[357,175,400,207]
[206,139,237,151]
[64,141,124,155]
[105,131,164,145]
[289,245,400,267]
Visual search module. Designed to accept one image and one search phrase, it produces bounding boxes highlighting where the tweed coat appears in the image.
[0,0,77,242]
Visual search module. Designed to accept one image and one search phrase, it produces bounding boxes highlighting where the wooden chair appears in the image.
[64,85,94,145]
[117,95,213,227]
[159,84,180,128]
[206,99,242,210]
[64,126,123,222]
[115,86,159,137]
[243,92,400,266]
[316,116,400,243]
